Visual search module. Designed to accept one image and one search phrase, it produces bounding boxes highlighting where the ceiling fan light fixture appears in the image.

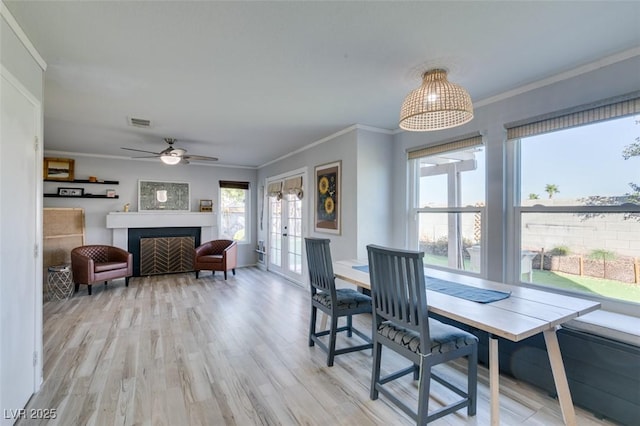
[399,68,473,132]
[160,154,181,165]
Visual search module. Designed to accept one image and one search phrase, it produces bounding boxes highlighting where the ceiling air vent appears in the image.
[128,116,151,128]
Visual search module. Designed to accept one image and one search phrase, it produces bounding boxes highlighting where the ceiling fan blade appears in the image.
[121,147,161,155]
[183,154,219,161]
[132,155,161,159]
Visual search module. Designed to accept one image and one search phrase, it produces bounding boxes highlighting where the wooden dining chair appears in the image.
[366,244,478,425]
[305,237,373,367]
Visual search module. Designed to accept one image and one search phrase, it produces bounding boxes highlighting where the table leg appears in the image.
[489,334,500,426]
[543,328,577,426]
[320,313,328,330]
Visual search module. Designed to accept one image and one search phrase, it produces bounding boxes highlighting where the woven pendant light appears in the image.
[399,69,473,131]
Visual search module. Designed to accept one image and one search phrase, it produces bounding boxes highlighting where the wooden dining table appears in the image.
[332,259,601,426]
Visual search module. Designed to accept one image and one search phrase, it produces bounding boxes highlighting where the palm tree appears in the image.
[528,193,540,200]
[545,184,559,199]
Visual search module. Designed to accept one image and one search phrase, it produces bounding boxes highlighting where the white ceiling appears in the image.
[5,1,640,168]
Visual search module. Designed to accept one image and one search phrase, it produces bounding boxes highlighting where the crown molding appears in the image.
[1,2,46,70]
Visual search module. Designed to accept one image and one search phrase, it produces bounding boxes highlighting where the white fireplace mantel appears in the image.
[106,212,217,249]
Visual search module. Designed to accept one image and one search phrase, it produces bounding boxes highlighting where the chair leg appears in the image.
[74,283,79,292]
[327,315,338,367]
[232,268,236,275]
[88,284,92,295]
[347,315,353,337]
[370,340,382,400]
[125,277,129,287]
[416,361,432,425]
[309,306,317,347]
[413,363,420,380]
[224,270,228,280]
[468,346,478,416]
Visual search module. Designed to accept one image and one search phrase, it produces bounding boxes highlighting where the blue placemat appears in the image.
[351,264,510,303]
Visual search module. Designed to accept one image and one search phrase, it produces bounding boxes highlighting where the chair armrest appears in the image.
[223,241,238,268]
[106,247,133,276]
[194,243,212,257]
[71,251,94,284]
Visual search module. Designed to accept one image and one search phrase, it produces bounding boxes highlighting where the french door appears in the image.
[268,173,305,284]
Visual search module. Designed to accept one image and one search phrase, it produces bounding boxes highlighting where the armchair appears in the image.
[71,245,133,295]
[194,239,237,279]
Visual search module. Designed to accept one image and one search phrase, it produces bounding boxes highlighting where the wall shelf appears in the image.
[44,179,119,185]
[44,194,119,199]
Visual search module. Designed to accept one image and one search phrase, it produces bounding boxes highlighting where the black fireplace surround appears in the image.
[127,227,201,276]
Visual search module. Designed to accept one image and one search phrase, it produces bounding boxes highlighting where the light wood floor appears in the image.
[21,267,616,426]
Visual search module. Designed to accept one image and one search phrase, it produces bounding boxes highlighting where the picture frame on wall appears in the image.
[57,187,83,197]
[44,157,75,181]
[314,160,341,234]
[138,180,190,211]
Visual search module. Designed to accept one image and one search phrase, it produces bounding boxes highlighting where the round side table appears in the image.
[47,264,74,300]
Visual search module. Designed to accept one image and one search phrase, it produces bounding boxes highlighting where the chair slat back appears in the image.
[367,244,429,335]
[304,238,337,297]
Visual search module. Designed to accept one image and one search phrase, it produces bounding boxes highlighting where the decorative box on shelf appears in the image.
[199,199,213,212]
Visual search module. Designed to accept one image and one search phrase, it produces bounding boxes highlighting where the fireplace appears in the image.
[128,227,200,276]
[106,212,217,276]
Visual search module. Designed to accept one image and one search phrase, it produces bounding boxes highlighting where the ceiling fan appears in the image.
[121,138,218,165]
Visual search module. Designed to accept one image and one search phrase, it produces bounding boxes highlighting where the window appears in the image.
[510,97,640,306]
[219,181,250,243]
[409,135,485,273]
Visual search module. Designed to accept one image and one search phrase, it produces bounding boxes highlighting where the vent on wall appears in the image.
[128,116,151,128]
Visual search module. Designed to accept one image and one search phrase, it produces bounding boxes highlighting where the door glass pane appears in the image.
[269,197,281,267]
[287,193,303,274]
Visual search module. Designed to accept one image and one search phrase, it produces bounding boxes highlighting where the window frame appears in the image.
[408,135,486,276]
[508,105,640,315]
[219,181,251,245]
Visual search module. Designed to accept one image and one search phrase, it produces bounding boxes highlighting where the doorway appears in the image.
[267,171,306,284]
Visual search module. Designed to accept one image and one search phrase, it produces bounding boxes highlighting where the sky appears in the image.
[419,114,639,206]
[521,114,639,201]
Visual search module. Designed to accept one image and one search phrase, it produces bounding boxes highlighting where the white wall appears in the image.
[356,128,394,259]
[42,155,258,266]
[392,54,640,285]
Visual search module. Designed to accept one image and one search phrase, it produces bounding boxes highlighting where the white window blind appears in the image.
[408,135,483,160]
[267,181,282,197]
[507,95,640,140]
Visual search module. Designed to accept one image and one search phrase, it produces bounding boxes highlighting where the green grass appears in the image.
[424,254,471,269]
[424,254,640,303]
[532,269,640,303]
